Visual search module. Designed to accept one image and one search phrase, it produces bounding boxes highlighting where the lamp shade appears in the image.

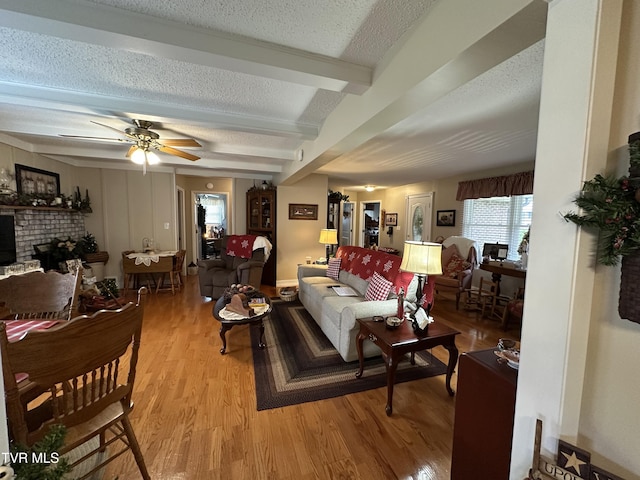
[400,241,443,275]
[319,228,338,245]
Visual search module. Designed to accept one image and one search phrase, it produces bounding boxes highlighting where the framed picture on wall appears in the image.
[384,212,398,226]
[288,203,318,220]
[436,209,456,227]
[15,164,61,196]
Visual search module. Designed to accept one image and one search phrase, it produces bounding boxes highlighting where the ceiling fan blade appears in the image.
[157,145,200,161]
[160,139,201,147]
[90,121,133,139]
[59,135,128,143]
[125,145,137,158]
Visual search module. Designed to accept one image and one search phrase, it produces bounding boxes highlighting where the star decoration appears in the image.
[383,260,393,272]
[362,254,371,265]
[241,240,249,248]
[561,451,586,475]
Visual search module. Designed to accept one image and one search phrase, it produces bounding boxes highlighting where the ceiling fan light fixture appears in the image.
[146,150,160,165]
[131,148,146,165]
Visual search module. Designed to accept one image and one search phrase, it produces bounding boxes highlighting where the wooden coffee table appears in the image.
[212,294,272,354]
[355,317,460,416]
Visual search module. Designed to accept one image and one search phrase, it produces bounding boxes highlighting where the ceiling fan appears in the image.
[61,119,202,161]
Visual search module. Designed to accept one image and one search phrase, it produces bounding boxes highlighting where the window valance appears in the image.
[456,170,534,201]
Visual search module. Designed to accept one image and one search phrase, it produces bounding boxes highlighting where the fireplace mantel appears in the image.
[0,205,82,213]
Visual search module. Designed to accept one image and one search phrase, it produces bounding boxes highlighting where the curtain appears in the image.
[456,171,534,201]
[200,196,226,226]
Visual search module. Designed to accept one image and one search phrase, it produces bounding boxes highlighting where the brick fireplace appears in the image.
[1,209,85,264]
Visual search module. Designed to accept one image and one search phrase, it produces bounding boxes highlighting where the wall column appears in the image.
[510,0,622,477]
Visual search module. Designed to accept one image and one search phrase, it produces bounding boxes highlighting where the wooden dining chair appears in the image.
[464,277,498,317]
[0,269,82,320]
[0,288,150,480]
[169,249,186,293]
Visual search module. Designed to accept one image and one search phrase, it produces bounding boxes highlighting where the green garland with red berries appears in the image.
[564,133,640,266]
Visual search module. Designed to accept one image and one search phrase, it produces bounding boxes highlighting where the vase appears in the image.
[618,251,640,324]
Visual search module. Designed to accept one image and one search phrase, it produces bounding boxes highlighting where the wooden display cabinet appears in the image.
[451,348,518,479]
[246,186,276,285]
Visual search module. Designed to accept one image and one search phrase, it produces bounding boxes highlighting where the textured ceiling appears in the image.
[0,0,546,188]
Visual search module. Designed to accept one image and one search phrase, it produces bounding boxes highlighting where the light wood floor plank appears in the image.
[103,276,520,479]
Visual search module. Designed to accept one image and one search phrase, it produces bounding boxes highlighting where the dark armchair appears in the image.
[434,237,478,309]
[197,235,266,299]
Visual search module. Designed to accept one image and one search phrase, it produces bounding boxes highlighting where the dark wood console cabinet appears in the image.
[246,186,276,285]
[451,349,518,479]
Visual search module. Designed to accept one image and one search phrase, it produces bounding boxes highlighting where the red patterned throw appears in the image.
[226,235,258,259]
[335,245,409,295]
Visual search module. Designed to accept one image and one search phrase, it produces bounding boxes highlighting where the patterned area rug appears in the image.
[250,300,447,411]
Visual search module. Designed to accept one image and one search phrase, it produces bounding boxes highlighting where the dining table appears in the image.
[122,250,177,294]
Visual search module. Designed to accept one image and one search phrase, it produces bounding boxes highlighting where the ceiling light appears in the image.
[146,150,160,165]
[131,148,146,165]
[365,185,375,192]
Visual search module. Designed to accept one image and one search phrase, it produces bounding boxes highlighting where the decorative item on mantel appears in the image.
[79,232,109,265]
[0,168,13,195]
[563,131,640,324]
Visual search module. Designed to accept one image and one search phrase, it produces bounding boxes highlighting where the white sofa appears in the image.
[297,245,418,362]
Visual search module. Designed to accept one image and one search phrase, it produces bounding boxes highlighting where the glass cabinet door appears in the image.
[250,195,260,229]
[261,195,272,228]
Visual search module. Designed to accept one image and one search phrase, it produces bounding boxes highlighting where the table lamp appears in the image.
[399,241,443,332]
[319,228,338,263]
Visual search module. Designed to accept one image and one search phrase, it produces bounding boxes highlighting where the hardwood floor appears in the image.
[104,276,520,479]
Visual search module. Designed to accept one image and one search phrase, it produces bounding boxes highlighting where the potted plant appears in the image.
[49,237,81,269]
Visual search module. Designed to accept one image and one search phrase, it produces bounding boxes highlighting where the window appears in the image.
[462,195,532,261]
[197,194,227,233]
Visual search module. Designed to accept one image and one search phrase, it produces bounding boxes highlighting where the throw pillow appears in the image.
[444,253,465,278]
[365,271,393,301]
[326,258,341,280]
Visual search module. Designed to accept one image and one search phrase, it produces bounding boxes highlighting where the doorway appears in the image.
[340,201,355,246]
[360,201,381,247]
[194,192,228,260]
[405,193,434,242]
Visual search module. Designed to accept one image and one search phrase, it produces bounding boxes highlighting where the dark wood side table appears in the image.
[212,295,272,354]
[355,318,460,416]
[450,348,518,479]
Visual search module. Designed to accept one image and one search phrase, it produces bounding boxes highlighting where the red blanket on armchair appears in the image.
[225,235,257,259]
